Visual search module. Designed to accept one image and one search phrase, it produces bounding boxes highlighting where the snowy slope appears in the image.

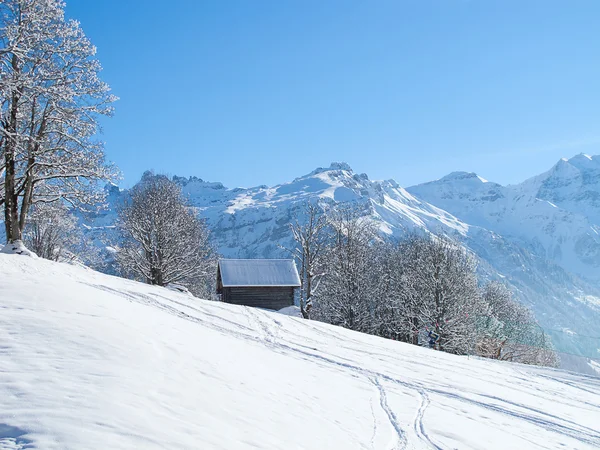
[1,255,599,450]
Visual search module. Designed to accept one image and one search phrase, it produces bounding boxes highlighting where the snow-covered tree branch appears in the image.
[309,203,558,368]
[286,201,330,319]
[0,0,118,244]
[115,173,217,297]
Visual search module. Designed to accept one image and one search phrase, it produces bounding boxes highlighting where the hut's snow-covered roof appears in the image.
[218,259,301,287]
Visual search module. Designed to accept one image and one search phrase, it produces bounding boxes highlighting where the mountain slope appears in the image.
[406,156,600,367]
[407,155,600,283]
[524,154,600,224]
[1,254,599,449]
[175,163,470,258]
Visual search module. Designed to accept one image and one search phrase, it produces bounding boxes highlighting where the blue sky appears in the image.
[66,0,600,188]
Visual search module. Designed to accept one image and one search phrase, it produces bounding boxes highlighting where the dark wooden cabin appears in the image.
[216,259,301,310]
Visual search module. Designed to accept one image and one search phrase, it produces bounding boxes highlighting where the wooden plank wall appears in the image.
[223,286,294,310]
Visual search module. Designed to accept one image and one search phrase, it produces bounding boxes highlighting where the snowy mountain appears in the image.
[527,154,600,224]
[408,155,600,283]
[1,254,599,449]
[83,159,600,371]
[179,163,469,258]
[92,164,470,261]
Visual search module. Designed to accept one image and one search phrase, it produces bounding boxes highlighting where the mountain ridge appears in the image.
[408,153,600,283]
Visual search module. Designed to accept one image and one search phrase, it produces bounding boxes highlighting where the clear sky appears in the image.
[65,0,600,189]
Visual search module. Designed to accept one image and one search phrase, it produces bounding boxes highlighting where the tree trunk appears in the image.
[19,111,46,235]
[410,317,419,345]
[4,152,21,243]
[303,264,312,320]
[150,266,163,286]
[18,157,35,234]
[4,61,22,243]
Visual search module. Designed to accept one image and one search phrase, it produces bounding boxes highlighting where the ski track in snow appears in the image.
[430,388,600,446]
[237,306,600,449]
[245,307,412,450]
[369,397,378,450]
[111,286,600,449]
[254,311,599,449]
[413,390,441,450]
[370,377,407,450]
[535,372,600,397]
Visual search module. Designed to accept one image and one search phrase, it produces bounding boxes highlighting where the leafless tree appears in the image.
[396,235,484,353]
[115,173,216,296]
[287,201,329,318]
[312,203,379,332]
[21,200,102,266]
[369,238,421,344]
[1,0,117,245]
[22,201,77,260]
[478,281,558,366]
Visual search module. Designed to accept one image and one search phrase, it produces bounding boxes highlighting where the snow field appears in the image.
[0,254,599,449]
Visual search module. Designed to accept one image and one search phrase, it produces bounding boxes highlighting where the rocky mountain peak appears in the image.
[306,162,353,177]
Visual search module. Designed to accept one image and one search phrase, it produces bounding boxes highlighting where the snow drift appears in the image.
[0,255,599,449]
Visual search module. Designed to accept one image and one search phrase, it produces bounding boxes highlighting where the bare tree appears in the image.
[287,201,329,318]
[20,200,102,266]
[22,201,77,260]
[405,235,484,354]
[370,238,421,344]
[116,173,216,295]
[312,203,379,332]
[1,0,117,245]
[478,281,558,366]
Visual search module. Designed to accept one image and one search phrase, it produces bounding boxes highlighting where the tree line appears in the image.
[289,202,558,367]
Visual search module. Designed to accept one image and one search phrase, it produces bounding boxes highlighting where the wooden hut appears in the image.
[216,259,301,310]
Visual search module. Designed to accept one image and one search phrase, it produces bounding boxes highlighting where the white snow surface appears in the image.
[0,241,37,257]
[1,255,599,450]
[277,305,303,317]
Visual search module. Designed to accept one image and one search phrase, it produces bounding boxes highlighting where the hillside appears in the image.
[1,255,599,449]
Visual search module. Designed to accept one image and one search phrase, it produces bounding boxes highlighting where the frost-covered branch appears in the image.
[1,0,118,244]
[115,173,217,298]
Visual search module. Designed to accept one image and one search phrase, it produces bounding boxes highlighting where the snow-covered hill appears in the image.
[1,254,599,449]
